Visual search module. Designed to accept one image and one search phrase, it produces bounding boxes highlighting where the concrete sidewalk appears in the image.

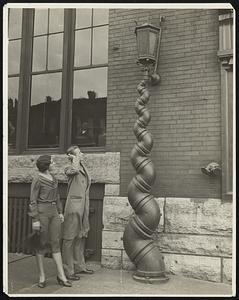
[6,254,233,296]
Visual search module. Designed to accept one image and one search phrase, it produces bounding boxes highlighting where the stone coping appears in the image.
[8,152,120,184]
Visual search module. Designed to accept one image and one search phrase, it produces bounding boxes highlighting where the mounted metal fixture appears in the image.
[123,18,169,283]
[135,18,163,85]
[201,162,221,177]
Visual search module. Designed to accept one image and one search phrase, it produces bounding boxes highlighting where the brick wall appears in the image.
[106,9,221,198]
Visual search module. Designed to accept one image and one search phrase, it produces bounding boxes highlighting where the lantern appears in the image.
[135,23,161,67]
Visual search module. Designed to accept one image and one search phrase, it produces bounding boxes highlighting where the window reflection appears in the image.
[8,77,19,148]
[74,29,91,67]
[32,36,47,72]
[92,26,108,65]
[34,9,48,36]
[93,9,109,26]
[9,8,22,39]
[75,9,92,29]
[49,9,64,33]
[48,33,63,69]
[72,67,107,147]
[28,73,62,148]
[8,40,21,74]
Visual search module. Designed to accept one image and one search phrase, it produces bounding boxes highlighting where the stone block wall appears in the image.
[102,190,233,285]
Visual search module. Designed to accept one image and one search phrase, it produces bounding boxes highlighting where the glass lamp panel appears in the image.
[93,9,109,26]
[48,33,63,70]
[92,26,108,64]
[34,9,48,36]
[137,28,149,58]
[28,73,62,148]
[49,9,64,33]
[72,67,107,147]
[9,8,22,39]
[75,9,92,29]
[32,36,47,72]
[8,40,21,75]
[149,30,158,59]
[8,77,19,148]
[74,29,91,67]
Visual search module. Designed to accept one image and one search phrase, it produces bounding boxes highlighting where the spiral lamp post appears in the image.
[122,19,169,283]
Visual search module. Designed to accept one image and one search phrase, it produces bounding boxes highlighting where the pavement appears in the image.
[5,253,233,297]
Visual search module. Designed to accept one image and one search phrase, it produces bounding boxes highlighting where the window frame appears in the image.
[8,8,108,155]
[218,9,234,201]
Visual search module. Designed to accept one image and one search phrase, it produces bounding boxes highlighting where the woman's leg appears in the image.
[52,252,67,281]
[50,210,67,281]
[35,253,45,282]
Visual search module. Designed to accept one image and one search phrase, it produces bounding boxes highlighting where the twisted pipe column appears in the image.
[123,73,169,283]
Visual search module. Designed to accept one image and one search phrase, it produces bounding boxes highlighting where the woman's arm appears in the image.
[28,176,40,222]
[56,191,63,214]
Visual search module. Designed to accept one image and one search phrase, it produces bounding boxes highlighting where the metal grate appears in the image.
[8,197,33,254]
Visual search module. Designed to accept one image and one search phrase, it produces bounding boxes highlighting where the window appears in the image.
[8,8,23,149]
[72,9,108,147]
[218,9,233,200]
[28,9,64,148]
[7,8,108,154]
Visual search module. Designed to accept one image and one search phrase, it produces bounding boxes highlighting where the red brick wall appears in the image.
[106,9,221,198]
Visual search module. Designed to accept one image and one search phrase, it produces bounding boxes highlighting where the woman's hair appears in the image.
[36,155,51,172]
[66,145,80,156]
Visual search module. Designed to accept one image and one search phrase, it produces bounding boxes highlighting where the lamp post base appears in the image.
[133,274,170,284]
[132,273,169,284]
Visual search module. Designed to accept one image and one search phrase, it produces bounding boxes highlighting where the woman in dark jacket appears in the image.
[29,155,72,288]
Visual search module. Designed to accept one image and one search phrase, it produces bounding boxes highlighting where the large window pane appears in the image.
[34,9,48,36]
[48,33,63,70]
[28,73,62,148]
[49,9,64,33]
[92,26,108,64]
[8,77,19,148]
[74,29,91,67]
[8,40,21,74]
[9,8,22,39]
[72,67,107,147]
[93,9,109,26]
[32,36,47,72]
[75,9,92,29]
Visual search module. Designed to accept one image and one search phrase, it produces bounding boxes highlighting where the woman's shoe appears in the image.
[57,276,72,287]
[38,281,46,288]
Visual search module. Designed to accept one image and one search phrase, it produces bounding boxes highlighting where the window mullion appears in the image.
[16,8,34,154]
[59,9,76,153]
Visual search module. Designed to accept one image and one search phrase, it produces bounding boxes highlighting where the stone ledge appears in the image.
[163,253,221,283]
[156,233,232,257]
[165,198,232,235]
[8,152,120,184]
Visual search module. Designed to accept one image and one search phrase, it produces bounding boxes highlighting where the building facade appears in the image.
[7,7,234,284]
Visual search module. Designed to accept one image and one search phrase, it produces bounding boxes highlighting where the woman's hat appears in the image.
[37,155,51,165]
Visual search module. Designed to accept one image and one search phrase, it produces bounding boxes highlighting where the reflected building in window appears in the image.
[72,90,106,147]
